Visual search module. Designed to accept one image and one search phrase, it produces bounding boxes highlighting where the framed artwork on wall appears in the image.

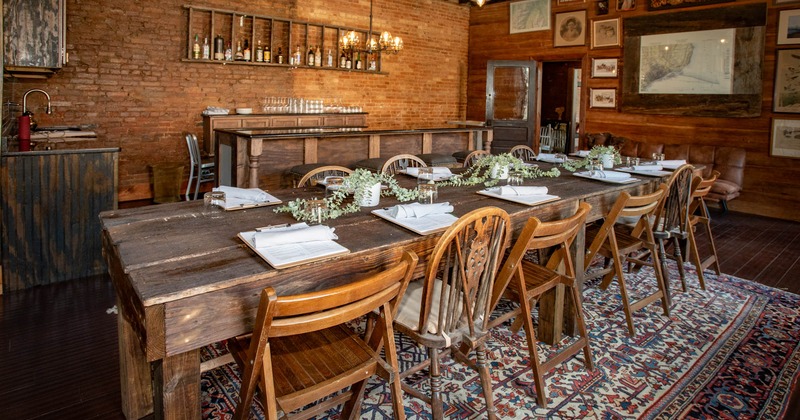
[647,0,733,11]
[554,11,586,47]
[557,0,586,5]
[773,49,800,113]
[590,88,617,108]
[617,0,636,11]
[778,10,800,45]
[591,58,618,78]
[591,18,620,48]
[771,118,800,158]
[509,0,551,34]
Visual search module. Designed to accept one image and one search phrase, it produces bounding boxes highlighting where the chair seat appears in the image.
[352,158,385,172]
[289,163,330,177]
[416,153,457,167]
[586,224,646,256]
[452,150,472,162]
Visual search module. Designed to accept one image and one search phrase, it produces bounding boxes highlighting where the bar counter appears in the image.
[214,126,493,189]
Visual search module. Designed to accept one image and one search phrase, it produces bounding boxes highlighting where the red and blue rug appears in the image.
[199,261,800,419]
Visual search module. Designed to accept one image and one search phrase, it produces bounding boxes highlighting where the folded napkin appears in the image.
[536,153,556,160]
[659,160,687,169]
[253,223,338,247]
[490,186,548,196]
[386,202,454,219]
[576,150,590,157]
[633,164,663,171]
[405,167,453,177]
[588,170,631,180]
[214,186,270,202]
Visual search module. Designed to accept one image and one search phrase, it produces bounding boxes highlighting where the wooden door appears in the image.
[485,60,538,154]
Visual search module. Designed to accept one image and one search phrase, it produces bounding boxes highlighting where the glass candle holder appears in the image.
[305,199,327,225]
[417,183,437,204]
[203,191,226,217]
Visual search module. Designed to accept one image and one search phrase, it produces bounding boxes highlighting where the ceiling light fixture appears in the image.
[340,0,403,55]
[474,0,487,6]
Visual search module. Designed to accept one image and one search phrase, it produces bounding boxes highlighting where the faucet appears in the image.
[22,88,52,115]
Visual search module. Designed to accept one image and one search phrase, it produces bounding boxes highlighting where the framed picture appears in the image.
[773,49,800,113]
[554,11,586,47]
[591,18,620,48]
[509,0,551,34]
[778,10,800,45]
[771,118,800,158]
[617,0,636,11]
[590,88,617,108]
[647,0,732,11]
[591,58,618,78]
[776,0,800,4]
[557,0,586,5]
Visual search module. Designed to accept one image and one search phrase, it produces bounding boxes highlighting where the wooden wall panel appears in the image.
[468,1,800,221]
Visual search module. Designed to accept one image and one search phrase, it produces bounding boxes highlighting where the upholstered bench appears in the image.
[587,132,746,211]
[353,153,458,173]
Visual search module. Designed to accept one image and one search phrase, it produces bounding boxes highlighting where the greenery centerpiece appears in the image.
[441,152,560,187]
[562,145,622,172]
[274,168,419,223]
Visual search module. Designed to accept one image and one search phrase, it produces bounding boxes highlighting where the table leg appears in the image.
[117,298,154,419]
[247,138,263,189]
[152,350,201,420]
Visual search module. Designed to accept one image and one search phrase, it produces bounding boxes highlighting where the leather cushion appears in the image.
[288,163,329,176]
[352,158,385,172]
[417,153,457,166]
[711,179,741,195]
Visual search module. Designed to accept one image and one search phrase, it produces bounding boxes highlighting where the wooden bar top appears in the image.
[214,126,491,139]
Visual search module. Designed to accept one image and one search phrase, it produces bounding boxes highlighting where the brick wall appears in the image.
[3,0,469,202]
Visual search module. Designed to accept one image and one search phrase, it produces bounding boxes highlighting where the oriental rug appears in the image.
[199,261,800,419]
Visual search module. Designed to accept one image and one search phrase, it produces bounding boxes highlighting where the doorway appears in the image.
[540,60,581,153]
[485,60,538,154]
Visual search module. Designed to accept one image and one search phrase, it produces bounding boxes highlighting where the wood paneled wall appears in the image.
[468,1,800,221]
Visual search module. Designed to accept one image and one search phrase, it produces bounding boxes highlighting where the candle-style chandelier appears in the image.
[340,0,403,55]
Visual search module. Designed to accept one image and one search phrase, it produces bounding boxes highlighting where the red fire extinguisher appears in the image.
[18,113,31,152]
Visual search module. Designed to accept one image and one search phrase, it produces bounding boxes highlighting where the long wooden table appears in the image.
[101,167,660,419]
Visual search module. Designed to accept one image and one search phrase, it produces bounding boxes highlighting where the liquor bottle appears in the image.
[294,46,302,66]
[326,49,333,67]
[192,34,201,59]
[307,46,315,66]
[355,52,362,70]
[243,40,251,61]
[214,35,224,60]
[368,54,376,71]
[255,40,263,62]
[235,41,244,61]
[339,51,347,68]
[315,46,322,68]
[202,37,210,60]
[345,52,352,69]
[225,42,233,61]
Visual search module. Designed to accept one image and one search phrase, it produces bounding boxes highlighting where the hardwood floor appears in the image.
[1,210,798,419]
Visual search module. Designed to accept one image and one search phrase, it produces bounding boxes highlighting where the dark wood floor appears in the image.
[1,210,798,419]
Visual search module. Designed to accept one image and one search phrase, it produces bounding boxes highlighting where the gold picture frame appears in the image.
[591,18,620,48]
[554,10,587,47]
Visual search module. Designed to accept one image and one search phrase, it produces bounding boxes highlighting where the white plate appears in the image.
[235,108,253,114]
[573,171,639,184]
[477,189,561,206]
[371,208,458,235]
[398,169,454,182]
[615,167,672,177]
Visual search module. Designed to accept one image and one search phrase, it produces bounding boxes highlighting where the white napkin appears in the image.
[405,167,453,177]
[576,150,590,157]
[537,153,556,160]
[253,223,338,247]
[490,186,549,196]
[660,160,687,169]
[214,186,270,202]
[588,170,631,180]
[387,202,454,219]
[633,164,663,171]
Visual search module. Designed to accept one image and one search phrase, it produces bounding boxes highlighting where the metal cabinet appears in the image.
[3,0,67,77]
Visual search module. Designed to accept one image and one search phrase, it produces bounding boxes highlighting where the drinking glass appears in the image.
[305,199,326,225]
[555,153,567,166]
[417,167,434,185]
[324,176,345,198]
[507,170,524,186]
[632,157,640,166]
[418,183,437,204]
[203,191,225,217]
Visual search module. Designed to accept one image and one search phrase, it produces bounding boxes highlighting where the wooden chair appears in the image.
[227,251,419,420]
[686,170,721,282]
[509,145,536,162]
[584,184,670,336]
[539,125,553,153]
[184,133,215,200]
[380,153,427,175]
[652,164,695,294]
[462,149,490,167]
[296,165,353,187]
[393,207,511,419]
[489,202,593,408]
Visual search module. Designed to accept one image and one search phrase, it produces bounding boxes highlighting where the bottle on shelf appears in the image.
[225,42,233,61]
[214,35,224,60]
[265,45,272,63]
[255,40,263,62]
[355,52,362,70]
[307,46,315,66]
[276,47,282,64]
[192,34,201,59]
[294,46,302,66]
[327,49,333,67]
[339,50,347,68]
[345,52,352,69]
[202,37,210,60]
[369,53,377,71]
[235,41,244,61]
[243,40,251,61]
[315,46,322,68]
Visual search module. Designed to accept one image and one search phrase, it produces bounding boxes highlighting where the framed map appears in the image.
[771,118,800,158]
[510,0,551,34]
[638,28,734,95]
[774,49,800,113]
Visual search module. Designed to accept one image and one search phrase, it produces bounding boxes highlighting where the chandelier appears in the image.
[339,0,403,55]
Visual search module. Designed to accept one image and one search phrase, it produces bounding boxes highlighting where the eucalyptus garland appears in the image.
[440,153,560,187]
[562,145,622,172]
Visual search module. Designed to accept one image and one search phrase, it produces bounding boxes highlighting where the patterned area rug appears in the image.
[199,261,800,419]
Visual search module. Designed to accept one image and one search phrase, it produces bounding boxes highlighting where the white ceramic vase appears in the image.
[358,182,381,207]
[601,154,614,169]
[490,164,509,180]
